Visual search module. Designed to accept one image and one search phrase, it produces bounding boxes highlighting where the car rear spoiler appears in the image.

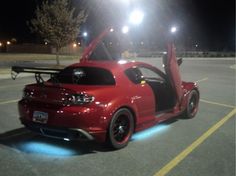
[11,66,63,84]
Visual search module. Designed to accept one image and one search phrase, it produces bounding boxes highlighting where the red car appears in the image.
[12,29,199,149]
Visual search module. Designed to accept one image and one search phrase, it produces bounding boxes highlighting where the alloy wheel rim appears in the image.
[112,115,130,143]
[189,94,197,114]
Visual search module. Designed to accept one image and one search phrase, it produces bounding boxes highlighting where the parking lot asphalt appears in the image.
[0,58,235,176]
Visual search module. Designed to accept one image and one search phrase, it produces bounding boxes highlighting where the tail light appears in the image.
[69,93,95,105]
[22,88,33,99]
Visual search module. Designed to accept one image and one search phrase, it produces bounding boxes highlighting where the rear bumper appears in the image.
[18,99,109,142]
[21,119,98,141]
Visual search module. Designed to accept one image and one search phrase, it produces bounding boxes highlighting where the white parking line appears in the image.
[0,99,19,105]
[200,99,235,109]
[229,64,236,69]
[195,77,208,83]
[0,83,27,89]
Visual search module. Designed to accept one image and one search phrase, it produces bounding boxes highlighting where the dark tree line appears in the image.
[30,0,87,65]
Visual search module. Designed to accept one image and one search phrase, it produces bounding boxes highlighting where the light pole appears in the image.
[169,26,178,44]
[81,31,88,48]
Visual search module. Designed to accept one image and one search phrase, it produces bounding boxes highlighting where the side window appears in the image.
[138,67,165,81]
[125,68,143,84]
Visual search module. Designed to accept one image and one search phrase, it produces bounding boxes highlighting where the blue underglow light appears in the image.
[18,142,78,156]
[132,124,169,141]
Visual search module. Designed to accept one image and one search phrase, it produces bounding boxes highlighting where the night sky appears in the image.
[0,0,235,51]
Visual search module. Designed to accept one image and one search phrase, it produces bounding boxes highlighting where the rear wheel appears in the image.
[107,108,134,149]
[184,90,199,118]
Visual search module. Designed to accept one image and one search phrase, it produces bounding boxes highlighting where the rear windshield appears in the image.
[54,67,115,85]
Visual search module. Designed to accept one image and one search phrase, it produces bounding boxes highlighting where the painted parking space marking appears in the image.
[200,99,235,109]
[195,77,208,83]
[229,64,236,69]
[0,99,19,105]
[0,84,27,89]
[154,108,236,176]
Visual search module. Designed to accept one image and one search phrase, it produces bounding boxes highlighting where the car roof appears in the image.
[70,60,157,74]
[69,60,163,85]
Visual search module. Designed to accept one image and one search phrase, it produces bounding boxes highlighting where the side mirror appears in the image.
[177,58,183,66]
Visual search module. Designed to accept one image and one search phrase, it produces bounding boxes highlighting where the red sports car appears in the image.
[12,29,199,149]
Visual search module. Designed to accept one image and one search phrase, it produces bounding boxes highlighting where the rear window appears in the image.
[55,67,115,85]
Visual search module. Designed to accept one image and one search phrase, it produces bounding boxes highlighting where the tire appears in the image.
[107,108,134,149]
[183,89,199,118]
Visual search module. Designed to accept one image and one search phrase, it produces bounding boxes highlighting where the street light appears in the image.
[83,32,88,37]
[73,43,77,48]
[170,27,177,33]
[7,41,11,45]
[129,9,144,25]
[170,26,177,34]
[122,26,129,34]
[110,28,114,32]
[0,42,2,47]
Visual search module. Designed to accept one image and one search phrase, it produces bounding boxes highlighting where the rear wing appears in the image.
[11,66,63,84]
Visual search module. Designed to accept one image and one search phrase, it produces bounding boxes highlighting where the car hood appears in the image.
[164,44,183,103]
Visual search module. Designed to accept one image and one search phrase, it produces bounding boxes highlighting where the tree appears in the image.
[30,0,87,65]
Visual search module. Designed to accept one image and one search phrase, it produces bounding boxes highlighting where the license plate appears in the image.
[33,111,48,124]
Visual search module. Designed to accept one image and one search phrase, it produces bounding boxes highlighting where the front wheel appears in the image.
[183,89,199,118]
[107,108,134,149]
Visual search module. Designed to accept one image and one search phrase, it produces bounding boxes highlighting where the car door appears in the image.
[137,66,175,112]
[163,44,183,104]
[124,67,156,118]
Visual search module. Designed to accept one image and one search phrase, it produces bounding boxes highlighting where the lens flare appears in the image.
[129,9,144,25]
